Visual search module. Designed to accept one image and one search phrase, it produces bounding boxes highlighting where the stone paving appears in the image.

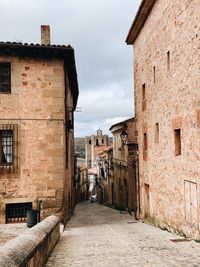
[45,202,200,267]
[0,223,27,247]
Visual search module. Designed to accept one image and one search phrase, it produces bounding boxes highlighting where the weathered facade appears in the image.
[85,129,110,168]
[74,162,89,203]
[110,118,138,213]
[96,146,113,206]
[0,26,78,225]
[127,0,200,237]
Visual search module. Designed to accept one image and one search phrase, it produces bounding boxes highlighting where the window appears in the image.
[0,124,18,172]
[167,51,170,71]
[0,130,13,164]
[0,63,11,93]
[89,140,91,145]
[153,66,156,84]
[142,83,146,111]
[102,139,104,144]
[174,129,181,156]
[96,139,99,146]
[6,202,32,223]
[142,83,146,100]
[155,123,159,143]
[143,133,148,160]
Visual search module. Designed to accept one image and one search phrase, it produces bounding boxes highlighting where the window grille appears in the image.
[0,124,18,172]
[6,202,32,223]
[0,63,11,93]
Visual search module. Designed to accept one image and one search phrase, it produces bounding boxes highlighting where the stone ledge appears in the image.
[0,215,60,267]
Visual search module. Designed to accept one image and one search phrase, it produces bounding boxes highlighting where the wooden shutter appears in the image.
[0,63,11,93]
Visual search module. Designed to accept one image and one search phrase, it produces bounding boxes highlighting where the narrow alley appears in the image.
[45,202,200,267]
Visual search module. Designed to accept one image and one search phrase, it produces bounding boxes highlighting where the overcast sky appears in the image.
[0,0,141,137]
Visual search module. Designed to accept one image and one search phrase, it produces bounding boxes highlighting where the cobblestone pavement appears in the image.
[45,202,200,267]
[0,223,27,247]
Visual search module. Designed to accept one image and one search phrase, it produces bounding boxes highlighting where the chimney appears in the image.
[41,25,51,45]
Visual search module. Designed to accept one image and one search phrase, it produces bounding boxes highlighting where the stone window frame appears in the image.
[0,62,11,94]
[0,124,18,172]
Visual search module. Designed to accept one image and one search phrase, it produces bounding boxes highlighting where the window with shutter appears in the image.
[0,63,11,93]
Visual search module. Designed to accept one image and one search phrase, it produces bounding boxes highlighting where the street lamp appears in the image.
[120,129,128,145]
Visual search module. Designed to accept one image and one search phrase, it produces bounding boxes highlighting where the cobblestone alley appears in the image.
[45,202,200,267]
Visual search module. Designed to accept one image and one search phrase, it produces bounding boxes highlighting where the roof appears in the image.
[126,0,156,44]
[109,117,135,132]
[78,163,87,171]
[103,146,113,153]
[94,146,108,155]
[88,167,97,175]
[0,42,78,109]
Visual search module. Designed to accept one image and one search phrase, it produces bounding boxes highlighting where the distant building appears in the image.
[126,0,199,237]
[74,137,85,158]
[77,163,89,202]
[85,129,111,168]
[96,146,113,206]
[110,118,138,213]
[0,25,79,225]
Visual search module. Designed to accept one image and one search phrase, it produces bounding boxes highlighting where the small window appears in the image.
[143,133,147,150]
[167,51,170,71]
[174,129,181,156]
[143,133,148,160]
[96,139,99,146]
[0,124,18,172]
[6,202,32,223]
[153,66,156,84]
[155,123,159,143]
[102,139,104,144]
[0,63,11,93]
[142,83,146,100]
[89,140,91,145]
[142,84,146,111]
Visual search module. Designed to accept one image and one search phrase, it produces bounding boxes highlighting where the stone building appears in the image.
[110,118,138,213]
[0,25,78,225]
[85,129,110,168]
[95,146,113,206]
[126,0,200,237]
[77,163,89,202]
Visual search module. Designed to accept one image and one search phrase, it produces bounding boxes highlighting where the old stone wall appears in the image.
[0,55,70,223]
[133,0,200,237]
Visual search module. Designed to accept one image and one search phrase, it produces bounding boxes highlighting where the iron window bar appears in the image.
[0,124,18,173]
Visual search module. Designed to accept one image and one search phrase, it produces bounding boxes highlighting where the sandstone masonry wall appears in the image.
[0,56,68,223]
[133,0,200,237]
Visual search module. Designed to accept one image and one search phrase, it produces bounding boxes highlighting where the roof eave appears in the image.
[126,0,156,45]
[109,117,135,132]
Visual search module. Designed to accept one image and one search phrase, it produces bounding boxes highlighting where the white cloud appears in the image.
[74,81,135,136]
[0,0,141,137]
